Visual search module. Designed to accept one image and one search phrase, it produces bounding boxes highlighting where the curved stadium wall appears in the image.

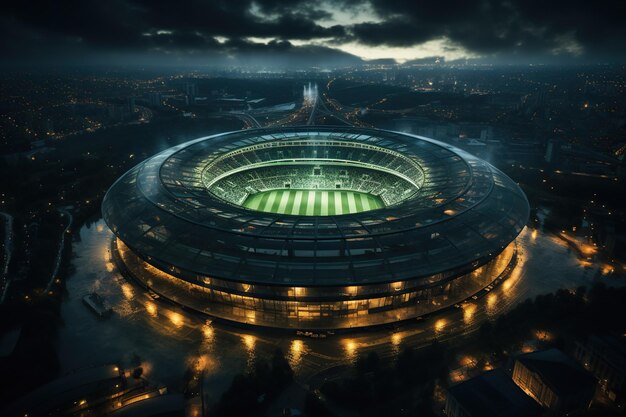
[103,127,529,330]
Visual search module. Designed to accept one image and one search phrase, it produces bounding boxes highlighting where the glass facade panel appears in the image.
[103,127,529,329]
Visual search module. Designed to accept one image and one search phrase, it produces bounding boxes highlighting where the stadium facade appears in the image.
[102,127,529,330]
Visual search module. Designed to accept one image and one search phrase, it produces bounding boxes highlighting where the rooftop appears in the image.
[102,127,529,285]
[447,369,542,417]
[516,348,597,396]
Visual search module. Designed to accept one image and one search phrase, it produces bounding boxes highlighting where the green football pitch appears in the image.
[242,189,385,216]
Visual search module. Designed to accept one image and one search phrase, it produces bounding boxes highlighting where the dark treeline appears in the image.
[320,344,447,417]
[315,283,626,417]
[210,348,294,417]
[478,283,626,356]
[0,301,62,401]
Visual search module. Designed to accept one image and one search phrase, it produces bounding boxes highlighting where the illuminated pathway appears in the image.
[56,221,626,405]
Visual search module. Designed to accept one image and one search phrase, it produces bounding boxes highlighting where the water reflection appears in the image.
[462,303,477,325]
[55,219,626,404]
[486,293,498,317]
[343,339,358,362]
[241,334,256,368]
[202,323,215,345]
[288,339,306,370]
[501,249,526,297]
[121,282,134,300]
[168,311,184,329]
[390,332,403,356]
[434,319,447,335]
[145,300,158,318]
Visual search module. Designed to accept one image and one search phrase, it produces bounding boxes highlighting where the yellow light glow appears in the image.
[192,354,212,372]
[450,369,466,382]
[534,330,552,341]
[391,333,402,346]
[202,324,214,341]
[102,245,110,262]
[168,311,184,328]
[121,283,134,300]
[531,229,538,240]
[245,310,256,323]
[462,303,477,324]
[601,264,614,275]
[145,301,158,317]
[343,339,357,360]
[434,319,447,333]
[580,244,596,256]
[242,334,256,350]
[291,339,303,354]
[289,339,305,368]
[460,356,476,367]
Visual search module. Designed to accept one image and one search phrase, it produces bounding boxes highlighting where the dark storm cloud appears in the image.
[1,0,625,65]
[349,0,626,60]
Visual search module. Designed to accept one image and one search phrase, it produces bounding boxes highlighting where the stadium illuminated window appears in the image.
[103,127,529,330]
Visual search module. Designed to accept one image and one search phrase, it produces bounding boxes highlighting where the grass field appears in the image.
[243,189,385,216]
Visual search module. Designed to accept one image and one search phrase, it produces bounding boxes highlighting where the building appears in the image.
[512,348,597,414]
[4,364,124,416]
[108,394,185,417]
[3,365,182,417]
[184,82,197,98]
[102,127,529,330]
[445,369,542,417]
[147,92,162,107]
[575,334,626,403]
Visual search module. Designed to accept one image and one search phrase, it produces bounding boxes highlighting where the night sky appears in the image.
[2,0,626,67]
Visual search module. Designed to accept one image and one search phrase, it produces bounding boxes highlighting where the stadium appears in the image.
[102,127,529,330]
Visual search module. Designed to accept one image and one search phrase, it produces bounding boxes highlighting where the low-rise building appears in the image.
[575,334,626,403]
[445,369,542,417]
[4,364,124,416]
[512,348,597,415]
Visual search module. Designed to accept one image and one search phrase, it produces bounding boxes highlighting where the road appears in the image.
[57,221,626,398]
[44,209,73,293]
[0,211,14,304]
[229,112,262,128]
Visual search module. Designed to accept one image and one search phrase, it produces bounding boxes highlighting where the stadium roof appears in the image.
[102,127,529,286]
